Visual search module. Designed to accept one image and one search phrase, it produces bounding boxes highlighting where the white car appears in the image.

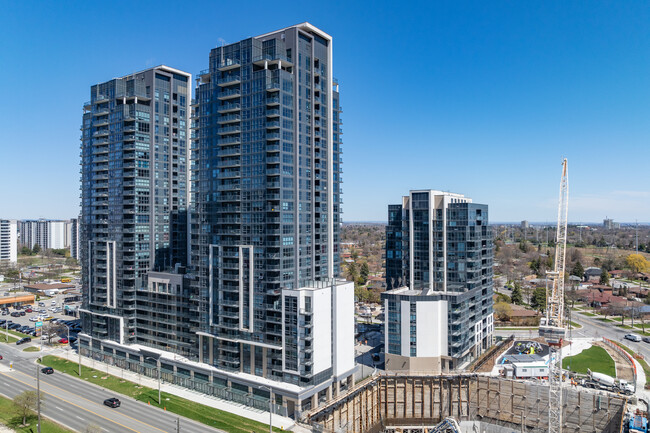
[625,334,642,342]
[29,317,39,322]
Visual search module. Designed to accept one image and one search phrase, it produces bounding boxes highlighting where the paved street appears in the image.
[0,342,224,433]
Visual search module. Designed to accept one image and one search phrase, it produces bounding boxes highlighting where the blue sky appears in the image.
[1,1,649,223]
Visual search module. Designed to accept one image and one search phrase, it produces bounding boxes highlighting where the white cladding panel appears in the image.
[312,287,332,375]
[416,300,448,357]
[332,281,355,376]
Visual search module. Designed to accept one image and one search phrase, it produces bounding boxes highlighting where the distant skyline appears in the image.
[2,1,650,223]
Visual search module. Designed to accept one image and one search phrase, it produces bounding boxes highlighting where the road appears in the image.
[0,343,224,433]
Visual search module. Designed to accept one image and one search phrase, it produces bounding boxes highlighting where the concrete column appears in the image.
[199,334,203,362]
[334,380,341,398]
[326,384,332,401]
[311,393,318,409]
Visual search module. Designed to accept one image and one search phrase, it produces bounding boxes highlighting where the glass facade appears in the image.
[80,66,192,352]
[191,24,342,386]
[384,191,493,364]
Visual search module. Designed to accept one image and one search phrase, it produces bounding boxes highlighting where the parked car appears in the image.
[41,367,54,374]
[642,337,650,344]
[59,338,69,344]
[19,311,25,316]
[16,337,31,345]
[103,398,121,408]
[625,334,642,342]
[25,308,33,313]
[10,312,20,317]
[0,354,3,360]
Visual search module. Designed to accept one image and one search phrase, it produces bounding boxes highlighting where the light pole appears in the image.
[145,356,161,405]
[36,362,41,433]
[257,385,273,433]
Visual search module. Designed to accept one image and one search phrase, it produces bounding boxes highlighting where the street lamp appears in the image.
[36,362,41,433]
[256,385,273,433]
[145,356,161,405]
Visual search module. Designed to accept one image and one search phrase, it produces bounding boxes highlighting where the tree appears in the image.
[42,322,66,344]
[494,302,512,322]
[13,390,41,426]
[600,269,610,285]
[531,287,547,312]
[511,281,523,305]
[32,244,41,255]
[346,262,358,283]
[571,261,584,279]
[20,246,33,256]
[359,261,370,285]
[626,254,649,274]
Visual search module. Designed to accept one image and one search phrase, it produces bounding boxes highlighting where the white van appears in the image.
[625,333,642,342]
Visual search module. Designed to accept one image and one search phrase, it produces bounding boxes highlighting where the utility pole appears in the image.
[636,220,639,253]
[176,417,180,433]
[36,362,41,433]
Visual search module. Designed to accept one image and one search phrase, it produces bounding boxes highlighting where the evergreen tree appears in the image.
[571,261,585,279]
[511,281,523,305]
[600,268,610,285]
[531,287,547,312]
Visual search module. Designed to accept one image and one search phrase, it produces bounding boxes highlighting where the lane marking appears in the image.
[76,415,85,421]
[12,368,171,433]
[0,371,141,433]
[55,406,63,411]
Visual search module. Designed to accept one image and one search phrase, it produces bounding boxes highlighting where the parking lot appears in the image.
[0,292,82,346]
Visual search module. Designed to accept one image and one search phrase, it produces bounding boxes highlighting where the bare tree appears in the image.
[13,390,42,426]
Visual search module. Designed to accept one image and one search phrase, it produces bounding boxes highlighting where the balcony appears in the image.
[93,108,109,116]
[217,114,241,124]
[266,96,280,106]
[218,59,241,71]
[217,75,241,87]
[218,125,241,135]
[266,120,280,129]
[266,108,280,118]
[266,132,280,141]
[93,129,109,138]
[253,54,293,67]
[218,103,241,114]
[219,136,241,145]
[218,89,241,100]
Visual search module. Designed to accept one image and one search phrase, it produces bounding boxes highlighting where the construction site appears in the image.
[306,160,646,433]
[307,373,627,433]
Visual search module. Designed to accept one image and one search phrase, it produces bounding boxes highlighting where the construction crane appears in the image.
[539,158,569,433]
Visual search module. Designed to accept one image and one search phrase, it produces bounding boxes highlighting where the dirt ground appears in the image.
[595,341,635,382]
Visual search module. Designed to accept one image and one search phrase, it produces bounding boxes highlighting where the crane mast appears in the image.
[540,158,568,433]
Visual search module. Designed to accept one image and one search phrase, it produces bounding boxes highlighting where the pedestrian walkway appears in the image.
[57,349,302,431]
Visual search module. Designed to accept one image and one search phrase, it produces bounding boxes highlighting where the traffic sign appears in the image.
[35,321,43,328]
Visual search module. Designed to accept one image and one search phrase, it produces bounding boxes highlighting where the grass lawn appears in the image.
[568,321,582,329]
[23,346,40,352]
[0,393,73,432]
[562,345,616,377]
[39,356,290,433]
[579,311,596,317]
[0,334,19,344]
[615,341,650,388]
[597,318,615,322]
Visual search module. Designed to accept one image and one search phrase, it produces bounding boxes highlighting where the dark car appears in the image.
[643,337,650,344]
[16,337,31,345]
[10,312,20,317]
[41,367,54,374]
[103,398,121,408]
[19,311,26,316]
[9,324,21,330]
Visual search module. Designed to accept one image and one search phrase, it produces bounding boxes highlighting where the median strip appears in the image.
[39,356,290,433]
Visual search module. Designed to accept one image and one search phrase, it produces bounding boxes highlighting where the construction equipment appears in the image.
[429,417,461,433]
[539,158,568,433]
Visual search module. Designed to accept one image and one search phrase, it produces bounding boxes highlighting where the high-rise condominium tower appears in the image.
[79,66,191,351]
[383,190,494,372]
[191,23,353,413]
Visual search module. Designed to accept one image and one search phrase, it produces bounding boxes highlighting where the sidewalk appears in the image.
[57,349,304,432]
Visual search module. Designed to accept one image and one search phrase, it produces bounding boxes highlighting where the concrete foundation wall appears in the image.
[308,374,626,433]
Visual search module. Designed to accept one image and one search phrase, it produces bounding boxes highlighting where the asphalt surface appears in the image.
[0,342,224,433]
